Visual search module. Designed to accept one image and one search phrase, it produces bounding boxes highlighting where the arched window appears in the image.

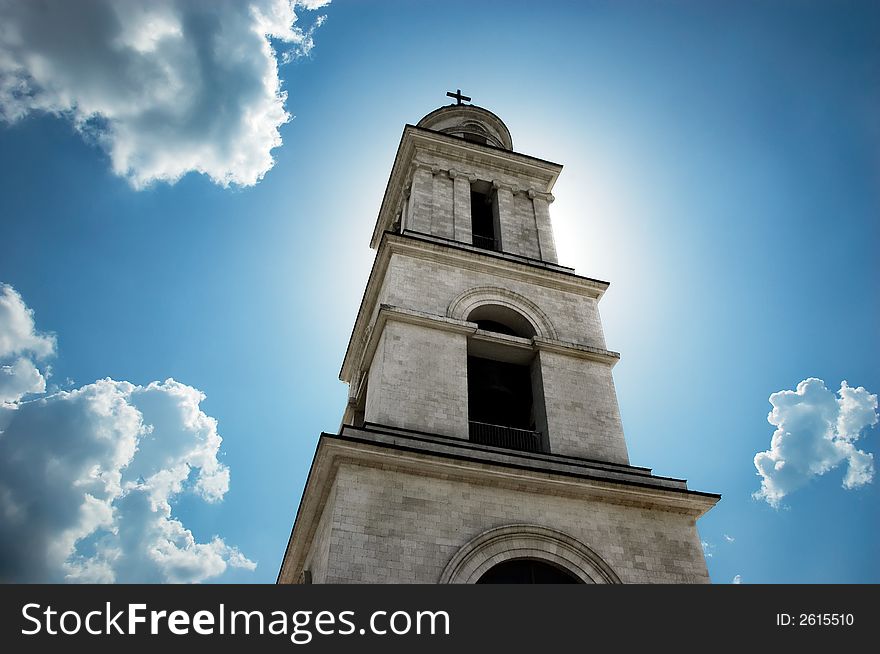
[468,304,536,338]
[476,559,581,584]
[462,132,487,145]
[470,180,500,251]
[447,287,557,340]
[438,525,622,584]
[465,305,546,453]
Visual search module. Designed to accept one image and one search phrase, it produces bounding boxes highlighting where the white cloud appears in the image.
[0,357,47,405]
[295,0,332,9]
[753,378,878,507]
[0,0,329,189]
[0,283,254,582]
[723,534,735,543]
[0,284,55,407]
[732,574,742,584]
[701,540,714,558]
[0,284,55,360]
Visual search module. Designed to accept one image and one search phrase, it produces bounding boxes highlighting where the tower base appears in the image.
[278,424,719,584]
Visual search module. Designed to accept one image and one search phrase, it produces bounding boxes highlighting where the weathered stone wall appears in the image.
[403,147,559,263]
[301,481,337,583]
[379,252,607,349]
[364,320,469,439]
[309,463,709,584]
[537,350,629,463]
[359,250,625,461]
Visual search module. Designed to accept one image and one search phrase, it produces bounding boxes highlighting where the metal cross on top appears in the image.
[446,89,471,105]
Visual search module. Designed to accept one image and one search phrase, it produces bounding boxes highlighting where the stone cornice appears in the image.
[528,189,555,202]
[354,305,476,385]
[339,232,612,384]
[277,428,721,583]
[371,125,563,249]
[354,308,621,379]
[415,162,552,198]
[390,232,608,297]
[447,168,475,182]
[376,304,476,335]
[349,304,622,384]
[533,337,621,366]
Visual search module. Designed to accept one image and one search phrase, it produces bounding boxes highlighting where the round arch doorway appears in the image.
[476,558,582,584]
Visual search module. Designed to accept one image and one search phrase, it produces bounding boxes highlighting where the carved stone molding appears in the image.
[438,524,622,584]
[447,285,558,340]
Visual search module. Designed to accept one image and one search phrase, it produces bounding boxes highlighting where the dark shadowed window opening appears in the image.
[468,356,533,431]
[473,319,519,337]
[470,181,499,251]
[476,559,581,584]
[466,305,547,453]
[468,304,536,339]
[462,132,487,145]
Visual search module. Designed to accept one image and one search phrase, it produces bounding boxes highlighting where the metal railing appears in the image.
[471,234,498,251]
[469,421,544,453]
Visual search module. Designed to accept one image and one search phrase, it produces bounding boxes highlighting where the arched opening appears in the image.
[470,180,500,252]
[447,286,557,341]
[438,525,621,584]
[467,304,536,338]
[465,305,546,453]
[417,105,514,151]
[476,559,581,584]
[467,356,534,432]
[462,132,487,145]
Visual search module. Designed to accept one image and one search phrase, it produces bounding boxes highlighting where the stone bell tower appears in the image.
[278,93,719,584]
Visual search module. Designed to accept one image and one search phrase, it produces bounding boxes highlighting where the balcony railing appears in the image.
[468,421,544,453]
[471,234,498,251]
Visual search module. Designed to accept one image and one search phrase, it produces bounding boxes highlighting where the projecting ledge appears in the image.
[532,337,621,366]
[350,305,477,382]
[354,306,622,375]
[333,424,721,515]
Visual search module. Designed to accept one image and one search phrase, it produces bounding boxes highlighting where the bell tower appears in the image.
[278,95,719,584]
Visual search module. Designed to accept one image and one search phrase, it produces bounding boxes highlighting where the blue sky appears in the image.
[0,0,877,583]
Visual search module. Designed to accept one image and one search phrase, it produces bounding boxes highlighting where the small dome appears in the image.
[417,104,513,151]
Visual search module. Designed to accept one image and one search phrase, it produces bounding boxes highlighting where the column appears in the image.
[531,191,558,263]
[494,181,516,254]
[451,170,473,245]
[515,190,541,259]
[432,168,455,240]
[407,164,434,235]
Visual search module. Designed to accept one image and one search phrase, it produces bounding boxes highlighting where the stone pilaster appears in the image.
[514,190,541,259]
[531,191,558,263]
[408,164,434,235]
[494,181,516,253]
[450,170,473,245]
[398,186,411,232]
[432,168,455,240]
